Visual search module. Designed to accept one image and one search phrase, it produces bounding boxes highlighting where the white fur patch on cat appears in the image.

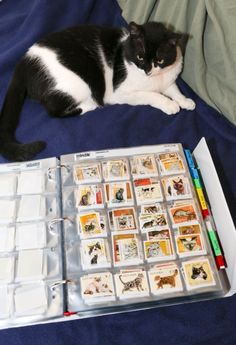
[110,46,195,115]
[98,47,113,103]
[27,45,93,108]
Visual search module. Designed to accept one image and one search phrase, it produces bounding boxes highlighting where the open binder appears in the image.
[0,138,235,329]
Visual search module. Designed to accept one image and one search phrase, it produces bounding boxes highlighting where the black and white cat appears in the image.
[0,22,195,161]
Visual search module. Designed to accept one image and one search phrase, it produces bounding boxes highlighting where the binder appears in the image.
[0,139,234,329]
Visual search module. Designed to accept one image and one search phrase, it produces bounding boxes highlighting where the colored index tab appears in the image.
[205,221,222,256]
[184,149,195,169]
[193,178,201,189]
[191,168,200,180]
[196,188,208,210]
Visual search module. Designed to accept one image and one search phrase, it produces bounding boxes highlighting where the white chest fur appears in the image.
[111,47,183,101]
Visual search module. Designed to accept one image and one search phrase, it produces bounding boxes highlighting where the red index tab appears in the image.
[215,256,226,270]
[202,208,210,218]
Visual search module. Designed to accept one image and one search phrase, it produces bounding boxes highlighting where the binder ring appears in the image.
[48,217,73,230]
[47,164,71,180]
[50,279,73,290]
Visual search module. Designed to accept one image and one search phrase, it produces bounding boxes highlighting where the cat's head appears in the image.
[124,22,183,75]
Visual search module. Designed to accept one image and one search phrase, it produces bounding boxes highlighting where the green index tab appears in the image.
[206,221,222,256]
[193,178,201,189]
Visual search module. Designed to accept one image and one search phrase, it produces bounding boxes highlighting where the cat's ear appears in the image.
[128,22,146,55]
[168,33,183,46]
[129,22,143,37]
[168,32,190,54]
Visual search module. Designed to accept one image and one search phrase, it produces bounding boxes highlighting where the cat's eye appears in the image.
[137,55,144,61]
[157,59,164,64]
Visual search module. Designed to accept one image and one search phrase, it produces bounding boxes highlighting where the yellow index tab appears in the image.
[196,188,208,210]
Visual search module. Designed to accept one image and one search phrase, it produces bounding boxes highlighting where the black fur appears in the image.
[0,22,182,161]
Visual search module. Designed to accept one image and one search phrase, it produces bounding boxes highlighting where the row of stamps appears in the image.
[78,225,206,270]
[77,200,200,240]
[73,153,186,184]
[75,177,193,209]
[80,258,216,304]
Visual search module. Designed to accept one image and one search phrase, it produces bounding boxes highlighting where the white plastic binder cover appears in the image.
[193,138,236,296]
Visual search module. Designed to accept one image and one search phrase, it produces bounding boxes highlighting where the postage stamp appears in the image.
[134,178,163,205]
[177,224,202,235]
[168,201,198,226]
[76,184,104,209]
[139,212,168,232]
[161,175,192,200]
[80,272,115,303]
[147,228,171,241]
[130,154,158,178]
[115,268,149,299]
[108,207,138,233]
[157,152,185,175]
[78,212,106,238]
[73,162,101,184]
[181,258,216,290]
[175,234,206,257]
[80,238,111,269]
[143,239,174,262]
[112,233,142,266]
[140,203,164,215]
[148,263,183,295]
[102,159,129,181]
[105,181,133,206]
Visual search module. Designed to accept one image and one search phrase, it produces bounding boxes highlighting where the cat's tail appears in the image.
[0,61,46,161]
[173,269,178,277]
[119,275,125,285]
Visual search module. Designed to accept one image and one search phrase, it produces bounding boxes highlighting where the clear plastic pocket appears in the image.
[60,145,226,316]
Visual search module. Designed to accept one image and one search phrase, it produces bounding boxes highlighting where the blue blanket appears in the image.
[0,0,236,344]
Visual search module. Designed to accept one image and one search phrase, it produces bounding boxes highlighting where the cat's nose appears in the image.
[144,66,152,75]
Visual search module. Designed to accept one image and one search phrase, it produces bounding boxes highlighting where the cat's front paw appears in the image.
[178,98,196,111]
[161,100,180,115]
